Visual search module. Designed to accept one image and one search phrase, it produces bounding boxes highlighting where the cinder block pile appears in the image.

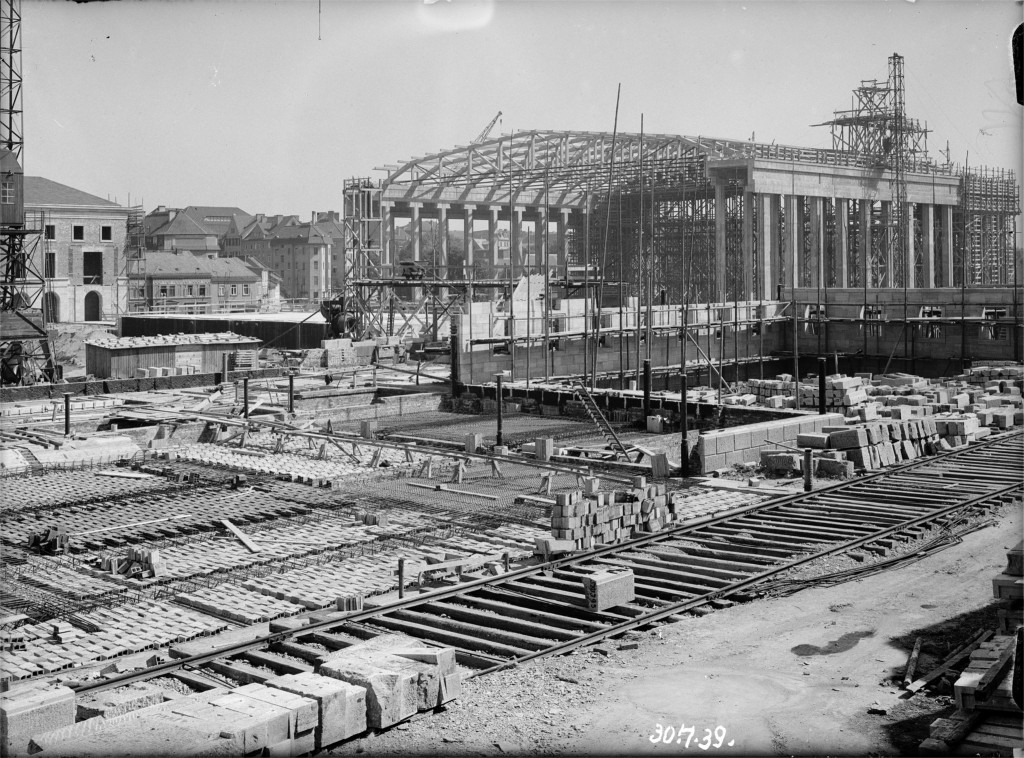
[547,477,675,551]
[0,602,227,682]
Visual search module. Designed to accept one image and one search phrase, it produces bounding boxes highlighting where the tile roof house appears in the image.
[129,250,278,312]
[143,205,252,254]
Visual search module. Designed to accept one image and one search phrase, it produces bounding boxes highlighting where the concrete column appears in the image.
[859,200,871,288]
[880,201,892,287]
[512,209,524,270]
[558,210,571,271]
[807,196,823,289]
[757,193,778,300]
[783,194,801,292]
[411,205,422,301]
[714,180,727,302]
[742,190,754,301]
[411,205,422,265]
[386,205,395,271]
[437,205,449,279]
[536,210,548,271]
[904,202,916,289]
[488,208,499,268]
[920,204,935,289]
[463,207,474,278]
[834,199,849,288]
[941,205,954,287]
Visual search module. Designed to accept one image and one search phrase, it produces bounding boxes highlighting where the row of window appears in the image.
[45,224,114,242]
[156,283,251,298]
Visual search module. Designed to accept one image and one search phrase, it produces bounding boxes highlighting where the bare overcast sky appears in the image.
[24,0,1023,217]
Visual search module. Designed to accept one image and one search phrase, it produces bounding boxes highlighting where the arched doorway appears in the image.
[43,292,60,323]
[84,291,101,321]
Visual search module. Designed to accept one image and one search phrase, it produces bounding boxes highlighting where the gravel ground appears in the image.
[326,499,1021,757]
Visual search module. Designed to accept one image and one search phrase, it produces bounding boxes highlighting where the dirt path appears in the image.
[328,502,1021,757]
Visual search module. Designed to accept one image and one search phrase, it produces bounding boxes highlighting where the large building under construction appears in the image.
[2,13,1023,753]
[334,54,1019,387]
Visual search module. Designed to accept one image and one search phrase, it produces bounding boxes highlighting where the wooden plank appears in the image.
[221,518,261,553]
[972,638,1016,700]
[905,629,993,694]
[407,481,501,501]
[93,470,157,480]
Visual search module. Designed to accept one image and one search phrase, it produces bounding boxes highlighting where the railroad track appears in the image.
[74,429,1023,695]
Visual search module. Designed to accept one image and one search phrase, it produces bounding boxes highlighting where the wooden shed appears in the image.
[85,332,262,379]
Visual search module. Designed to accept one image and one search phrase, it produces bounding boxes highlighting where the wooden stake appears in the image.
[902,637,923,688]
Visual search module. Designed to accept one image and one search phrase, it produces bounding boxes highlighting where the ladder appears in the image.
[572,381,631,462]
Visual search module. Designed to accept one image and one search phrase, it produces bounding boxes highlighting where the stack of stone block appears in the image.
[761,413,1007,475]
[547,478,675,552]
[5,634,462,756]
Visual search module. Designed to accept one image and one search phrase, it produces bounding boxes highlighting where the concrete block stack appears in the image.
[761,412,1011,475]
[957,364,1024,388]
[548,477,675,551]
[992,539,1022,635]
[746,376,798,408]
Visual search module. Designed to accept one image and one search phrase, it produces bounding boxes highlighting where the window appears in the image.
[862,305,883,338]
[45,252,56,278]
[981,308,1008,341]
[1,180,13,204]
[313,291,319,298]
[45,225,55,240]
[83,251,103,285]
[187,285,194,296]
[168,285,176,298]
[313,275,319,286]
[242,284,250,296]
[919,307,942,339]
[218,285,226,297]
[73,225,85,241]
[198,285,207,297]
[101,226,112,241]
[230,284,237,296]
[159,285,168,298]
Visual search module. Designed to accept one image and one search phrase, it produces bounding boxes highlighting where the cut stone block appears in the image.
[318,658,416,730]
[34,711,241,757]
[265,672,366,749]
[76,681,166,720]
[581,569,635,611]
[1,685,75,757]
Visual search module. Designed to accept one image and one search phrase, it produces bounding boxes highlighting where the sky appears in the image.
[23,0,1023,217]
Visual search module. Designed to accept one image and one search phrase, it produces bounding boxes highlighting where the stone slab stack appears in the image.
[317,634,460,731]
[548,478,675,551]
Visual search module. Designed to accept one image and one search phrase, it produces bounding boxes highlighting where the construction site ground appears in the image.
[327,500,1021,757]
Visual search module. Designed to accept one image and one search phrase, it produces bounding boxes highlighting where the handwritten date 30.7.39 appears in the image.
[648,723,734,749]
